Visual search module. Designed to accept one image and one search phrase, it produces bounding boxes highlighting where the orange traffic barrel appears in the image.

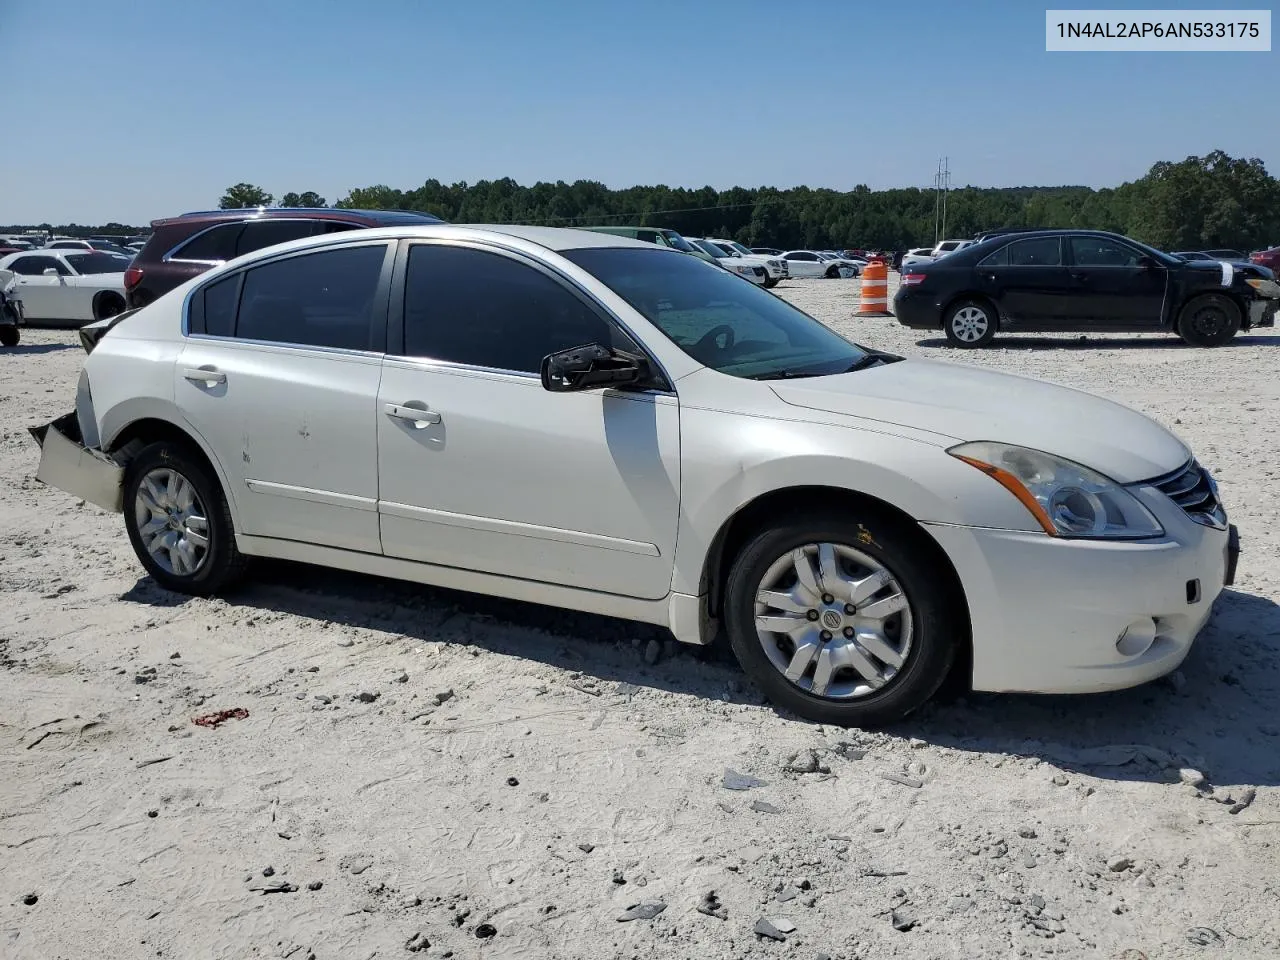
[857,260,891,316]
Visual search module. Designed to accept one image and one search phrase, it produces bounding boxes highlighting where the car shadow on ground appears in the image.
[3,342,79,355]
[915,334,1279,351]
[126,564,1280,788]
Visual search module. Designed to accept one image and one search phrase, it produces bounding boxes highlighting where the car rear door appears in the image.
[975,236,1071,329]
[375,240,681,600]
[1064,235,1166,329]
[175,240,394,554]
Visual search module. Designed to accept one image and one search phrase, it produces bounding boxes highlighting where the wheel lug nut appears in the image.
[822,594,834,604]
[806,610,819,621]
[843,627,854,638]
[844,603,856,614]
[820,631,832,641]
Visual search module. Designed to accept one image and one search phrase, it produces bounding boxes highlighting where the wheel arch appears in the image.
[103,409,243,529]
[696,484,973,689]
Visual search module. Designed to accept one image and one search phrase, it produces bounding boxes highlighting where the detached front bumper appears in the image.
[1248,296,1277,328]
[28,413,124,513]
[925,507,1237,695]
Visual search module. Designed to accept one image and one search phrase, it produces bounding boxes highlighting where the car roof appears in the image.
[152,207,446,228]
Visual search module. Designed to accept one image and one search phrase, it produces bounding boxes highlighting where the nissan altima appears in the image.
[30,225,1239,726]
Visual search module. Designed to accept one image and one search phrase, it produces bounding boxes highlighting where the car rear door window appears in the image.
[174,223,245,263]
[1069,237,1141,267]
[1007,237,1062,266]
[235,244,388,350]
[978,245,1010,267]
[191,274,241,337]
[401,244,628,373]
[236,220,322,258]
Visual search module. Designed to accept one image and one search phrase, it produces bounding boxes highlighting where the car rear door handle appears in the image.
[184,366,226,384]
[384,402,441,426]
[1070,272,1087,281]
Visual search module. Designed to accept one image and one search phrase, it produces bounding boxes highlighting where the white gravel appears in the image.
[2,280,1278,959]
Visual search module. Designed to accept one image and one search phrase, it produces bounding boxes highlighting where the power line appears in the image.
[503,194,820,225]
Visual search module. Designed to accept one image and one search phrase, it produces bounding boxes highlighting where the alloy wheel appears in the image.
[950,306,989,342]
[133,467,211,576]
[753,543,914,699]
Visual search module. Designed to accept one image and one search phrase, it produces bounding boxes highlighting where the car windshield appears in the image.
[64,252,129,274]
[691,239,727,258]
[563,247,870,380]
[727,242,754,256]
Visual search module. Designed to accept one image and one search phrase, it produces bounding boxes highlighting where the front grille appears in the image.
[1149,459,1227,528]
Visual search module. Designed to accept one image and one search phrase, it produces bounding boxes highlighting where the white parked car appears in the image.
[931,239,974,258]
[32,225,1238,727]
[687,238,768,285]
[705,239,789,288]
[780,250,858,279]
[0,250,130,322]
[900,247,937,271]
[47,238,136,257]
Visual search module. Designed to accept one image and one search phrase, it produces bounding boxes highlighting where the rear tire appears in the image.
[723,511,960,727]
[0,326,17,347]
[123,441,247,596]
[943,298,997,348]
[1176,294,1240,347]
[94,293,125,322]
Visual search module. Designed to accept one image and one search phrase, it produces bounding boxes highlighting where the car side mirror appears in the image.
[1137,256,1156,269]
[42,268,59,277]
[540,343,649,393]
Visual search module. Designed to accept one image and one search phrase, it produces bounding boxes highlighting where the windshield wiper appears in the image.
[749,369,823,381]
[843,354,885,373]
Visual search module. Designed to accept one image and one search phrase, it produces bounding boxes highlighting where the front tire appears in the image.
[943,299,997,348]
[825,266,841,279]
[1176,294,1240,347]
[723,511,959,727]
[763,276,778,289]
[0,325,17,347]
[123,442,247,595]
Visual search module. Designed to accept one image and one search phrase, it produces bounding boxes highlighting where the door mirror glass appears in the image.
[540,342,646,393]
[1137,255,1157,269]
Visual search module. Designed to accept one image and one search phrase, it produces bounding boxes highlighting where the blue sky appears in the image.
[1,0,1274,225]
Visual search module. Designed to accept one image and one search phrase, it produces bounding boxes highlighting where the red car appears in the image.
[1251,246,1280,273]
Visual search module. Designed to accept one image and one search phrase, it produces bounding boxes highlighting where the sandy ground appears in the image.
[2,279,1279,960]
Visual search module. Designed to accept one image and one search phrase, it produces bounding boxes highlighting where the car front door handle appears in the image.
[1070,272,1087,281]
[384,402,441,426]
[183,366,226,384]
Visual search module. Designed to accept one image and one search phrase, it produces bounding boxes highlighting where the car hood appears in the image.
[770,358,1189,483]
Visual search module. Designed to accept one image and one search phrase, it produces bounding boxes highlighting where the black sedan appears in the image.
[893,229,1280,348]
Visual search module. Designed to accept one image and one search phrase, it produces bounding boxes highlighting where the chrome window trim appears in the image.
[396,236,678,395]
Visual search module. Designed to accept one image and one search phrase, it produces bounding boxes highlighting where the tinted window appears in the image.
[403,245,628,373]
[1069,237,1142,267]
[1007,237,1062,266]
[11,255,66,276]
[978,244,1009,267]
[175,223,244,262]
[563,247,869,380]
[202,275,240,337]
[236,219,351,257]
[787,252,816,261]
[49,241,87,249]
[236,245,387,350]
[64,253,130,274]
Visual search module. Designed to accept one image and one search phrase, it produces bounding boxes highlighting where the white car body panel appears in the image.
[0,251,126,321]
[48,223,1231,699]
[376,357,681,599]
[779,251,829,278]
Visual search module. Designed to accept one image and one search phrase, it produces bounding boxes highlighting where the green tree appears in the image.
[280,191,326,208]
[219,183,274,209]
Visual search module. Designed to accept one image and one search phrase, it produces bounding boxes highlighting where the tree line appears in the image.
[8,151,1277,254]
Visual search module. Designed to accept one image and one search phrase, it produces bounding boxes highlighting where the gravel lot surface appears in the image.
[3,278,1278,959]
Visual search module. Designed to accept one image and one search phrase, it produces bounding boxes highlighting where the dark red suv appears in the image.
[124,207,445,309]
[1251,246,1280,274]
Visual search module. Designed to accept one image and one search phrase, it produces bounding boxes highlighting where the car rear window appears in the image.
[174,223,245,262]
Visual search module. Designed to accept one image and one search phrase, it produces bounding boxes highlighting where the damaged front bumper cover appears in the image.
[28,412,124,513]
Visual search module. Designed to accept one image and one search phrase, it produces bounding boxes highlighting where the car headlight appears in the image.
[948,441,1164,539]
[769,259,782,268]
[1245,277,1280,297]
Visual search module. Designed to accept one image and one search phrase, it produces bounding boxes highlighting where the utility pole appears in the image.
[932,159,942,245]
[941,156,951,240]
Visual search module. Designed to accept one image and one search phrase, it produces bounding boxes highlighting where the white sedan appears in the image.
[34,224,1237,727]
[0,250,130,322]
[780,250,858,278]
[686,238,769,284]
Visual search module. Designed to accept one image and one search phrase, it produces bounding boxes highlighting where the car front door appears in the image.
[376,241,680,599]
[975,236,1071,329]
[6,255,69,319]
[175,241,393,554]
[1065,236,1167,329]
